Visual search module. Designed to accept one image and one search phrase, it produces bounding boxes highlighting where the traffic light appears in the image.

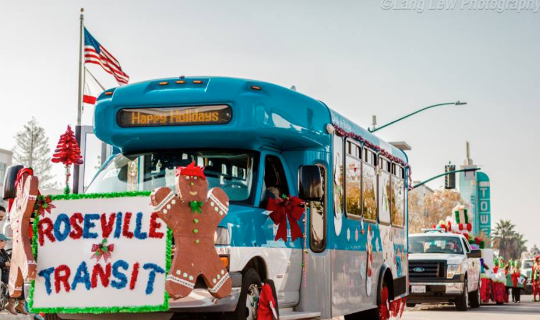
[445,164,456,189]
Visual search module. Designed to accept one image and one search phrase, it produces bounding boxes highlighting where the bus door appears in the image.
[258,151,302,307]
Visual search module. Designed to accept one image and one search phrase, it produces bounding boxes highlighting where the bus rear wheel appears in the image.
[225,268,261,320]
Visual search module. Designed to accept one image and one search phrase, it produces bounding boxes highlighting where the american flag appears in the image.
[84,27,129,85]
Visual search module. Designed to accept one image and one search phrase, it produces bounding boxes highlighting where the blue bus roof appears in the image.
[93,76,407,163]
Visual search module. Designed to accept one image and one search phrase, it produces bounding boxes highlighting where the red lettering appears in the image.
[149,212,164,239]
[101,213,116,238]
[130,262,140,290]
[91,263,111,288]
[69,213,84,239]
[38,217,55,246]
[122,212,134,239]
[54,265,71,293]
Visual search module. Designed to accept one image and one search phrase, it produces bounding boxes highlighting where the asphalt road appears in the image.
[402,294,540,320]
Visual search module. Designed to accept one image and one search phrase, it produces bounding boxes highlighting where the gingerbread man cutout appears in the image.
[151,162,232,300]
[9,170,39,297]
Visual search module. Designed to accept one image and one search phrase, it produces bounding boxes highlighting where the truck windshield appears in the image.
[86,150,257,204]
[409,236,464,254]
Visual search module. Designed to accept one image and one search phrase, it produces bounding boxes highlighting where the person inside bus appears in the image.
[261,156,289,207]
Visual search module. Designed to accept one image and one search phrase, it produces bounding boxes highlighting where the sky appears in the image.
[1,0,539,247]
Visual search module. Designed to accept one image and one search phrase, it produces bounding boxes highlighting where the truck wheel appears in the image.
[469,286,480,308]
[225,268,261,320]
[455,279,468,311]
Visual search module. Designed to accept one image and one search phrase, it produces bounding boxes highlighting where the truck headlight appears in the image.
[447,264,463,279]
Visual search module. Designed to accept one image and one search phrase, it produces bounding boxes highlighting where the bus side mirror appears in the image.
[298,165,323,201]
[3,165,24,200]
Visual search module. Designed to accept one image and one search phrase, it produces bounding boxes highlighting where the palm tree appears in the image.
[491,220,516,260]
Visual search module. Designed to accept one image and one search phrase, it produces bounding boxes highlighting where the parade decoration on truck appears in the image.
[30,192,170,313]
[9,168,39,297]
[150,161,232,300]
[51,125,84,195]
[433,205,486,249]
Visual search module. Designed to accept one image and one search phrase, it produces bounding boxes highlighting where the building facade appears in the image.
[458,142,491,241]
[0,148,13,207]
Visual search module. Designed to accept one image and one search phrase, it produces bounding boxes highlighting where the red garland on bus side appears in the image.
[332,124,413,190]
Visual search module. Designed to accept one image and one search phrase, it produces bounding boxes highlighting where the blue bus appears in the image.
[87,76,409,320]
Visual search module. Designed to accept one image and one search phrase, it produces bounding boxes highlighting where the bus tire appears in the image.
[455,279,468,311]
[225,268,262,320]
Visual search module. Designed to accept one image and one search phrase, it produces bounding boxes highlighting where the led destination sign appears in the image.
[117,105,232,127]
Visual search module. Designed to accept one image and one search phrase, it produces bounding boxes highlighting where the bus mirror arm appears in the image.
[298,165,324,202]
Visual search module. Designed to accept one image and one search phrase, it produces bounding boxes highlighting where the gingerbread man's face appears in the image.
[176,174,208,203]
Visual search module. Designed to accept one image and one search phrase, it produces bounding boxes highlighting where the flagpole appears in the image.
[74,8,84,194]
[76,8,84,126]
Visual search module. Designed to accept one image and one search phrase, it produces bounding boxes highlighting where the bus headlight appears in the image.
[447,264,463,279]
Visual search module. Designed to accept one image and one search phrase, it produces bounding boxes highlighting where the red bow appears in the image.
[267,195,305,242]
[34,195,55,217]
[91,239,115,262]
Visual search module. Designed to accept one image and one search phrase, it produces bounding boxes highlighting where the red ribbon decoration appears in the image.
[91,241,115,262]
[267,195,305,242]
[34,195,55,217]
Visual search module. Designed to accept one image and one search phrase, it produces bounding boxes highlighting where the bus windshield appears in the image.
[409,236,464,255]
[86,150,257,204]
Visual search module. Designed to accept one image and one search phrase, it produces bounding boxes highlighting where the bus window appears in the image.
[391,165,405,227]
[261,155,290,207]
[310,165,326,252]
[362,150,377,221]
[86,150,256,204]
[379,157,391,225]
[345,140,361,217]
[333,135,344,217]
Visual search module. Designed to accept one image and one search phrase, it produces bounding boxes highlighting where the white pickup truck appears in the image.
[407,231,482,311]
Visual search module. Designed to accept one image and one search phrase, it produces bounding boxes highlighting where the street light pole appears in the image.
[368,101,467,133]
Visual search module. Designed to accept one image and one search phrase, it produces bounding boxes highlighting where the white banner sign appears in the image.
[31,195,169,313]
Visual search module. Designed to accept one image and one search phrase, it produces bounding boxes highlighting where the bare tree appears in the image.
[12,118,55,187]
[408,188,464,233]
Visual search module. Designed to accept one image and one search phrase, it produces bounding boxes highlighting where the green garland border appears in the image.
[49,191,151,201]
[29,192,172,314]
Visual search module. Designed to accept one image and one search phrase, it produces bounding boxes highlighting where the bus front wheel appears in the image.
[225,268,262,320]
